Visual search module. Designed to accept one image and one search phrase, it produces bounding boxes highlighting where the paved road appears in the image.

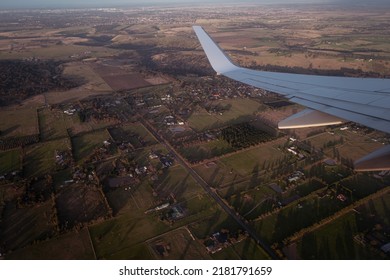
[140,117,279,259]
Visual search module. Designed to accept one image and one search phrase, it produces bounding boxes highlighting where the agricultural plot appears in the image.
[295,211,387,260]
[92,64,152,91]
[219,138,286,178]
[340,174,386,200]
[38,108,71,141]
[89,214,169,259]
[6,228,95,260]
[0,149,21,174]
[193,160,243,188]
[211,238,271,260]
[109,122,157,148]
[104,183,145,215]
[187,98,263,132]
[188,209,243,240]
[254,194,347,244]
[0,200,57,253]
[71,129,114,163]
[23,138,71,178]
[227,186,277,221]
[153,165,204,201]
[231,238,271,260]
[178,139,234,163]
[55,183,111,230]
[0,108,38,138]
[147,228,211,260]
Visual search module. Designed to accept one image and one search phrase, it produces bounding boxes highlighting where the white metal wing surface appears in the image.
[193,26,390,171]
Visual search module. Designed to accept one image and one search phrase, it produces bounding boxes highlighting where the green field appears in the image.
[38,109,68,141]
[0,200,57,253]
[147,228,211,260]
[6,228,95,260]
[0,149,21,174]
[71,129,113,163]
[23,138,71,178]
[187,98,263,132]
[153,165,205,200]
[228,186,277,220]
[109,122,158,147]
[193,160,242,188]
[189,209,243,240]
[212,238,271,260]
[254,194,346,244]
[296,211,387,259]
[89,213,171,259]
[178,139,234,163]
[104,164,205,215]
[0,108,38,138]
[219,138,286,177]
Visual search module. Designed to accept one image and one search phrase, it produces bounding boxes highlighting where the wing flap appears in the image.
[193,25,390,170]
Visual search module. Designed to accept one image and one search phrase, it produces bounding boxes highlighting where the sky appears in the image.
[0,0,388,9]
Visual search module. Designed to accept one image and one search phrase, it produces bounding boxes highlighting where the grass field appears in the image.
[153,165,205,201]
[23,138,71,178]
[212,238,271,260]
[189,209,243,240]
[104,164,204,215]
[56,183,110,229]
[0,200,57,253]
[178,139,234,162]
[193,160,242,188]
[219,138,286,177]
[38,108,73,141]
[228,186,277,220]
[193,137,286,188]
[147,227,211,260]
[71,129,113,163]
[89,214,170,259]
[6,228,95,260]
[109,122,158,147]
[254,194,346,244]
[187,98,263,132]
[296,204,389,259]
[0,149,21,174]
[0,108,38,138]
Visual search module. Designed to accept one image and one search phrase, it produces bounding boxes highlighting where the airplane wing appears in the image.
[193,26,390,171]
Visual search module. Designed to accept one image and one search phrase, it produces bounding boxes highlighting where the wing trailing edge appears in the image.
[193,25,390,171]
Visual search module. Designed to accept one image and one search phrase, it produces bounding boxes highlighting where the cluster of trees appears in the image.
[221,122,274,149]
[0,134,39,150]
[0,60,81,106]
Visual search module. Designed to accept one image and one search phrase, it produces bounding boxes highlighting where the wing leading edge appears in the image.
[193,26,390,171]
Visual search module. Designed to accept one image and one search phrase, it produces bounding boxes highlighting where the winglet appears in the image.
[193,26,239,74]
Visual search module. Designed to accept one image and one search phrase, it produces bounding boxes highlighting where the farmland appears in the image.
[0,4,390,261]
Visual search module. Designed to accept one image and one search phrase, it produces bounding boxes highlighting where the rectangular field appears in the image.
[5,228,95,260]
[0,108,38,138]
[0,149,21,174]
[0,200,57,253]
[295,199,389,260]
[23,138,71,178]
[71,129,113,163]
[187,98,263,132]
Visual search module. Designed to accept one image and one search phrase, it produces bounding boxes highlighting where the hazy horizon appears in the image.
[1,0,389,9]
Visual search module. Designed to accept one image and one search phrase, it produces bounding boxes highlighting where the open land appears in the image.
[0,4,389,260]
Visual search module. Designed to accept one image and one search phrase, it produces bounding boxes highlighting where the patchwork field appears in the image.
[23,138,71,178]
[0,108,38,138]
[0,149,21,174]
